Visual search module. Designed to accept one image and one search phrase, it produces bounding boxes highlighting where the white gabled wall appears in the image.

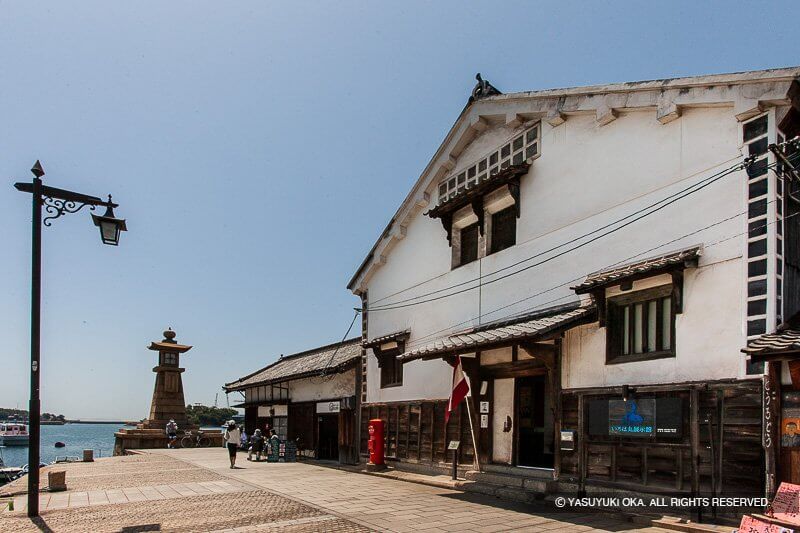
[289,370,355,403]
[364,104,757,403]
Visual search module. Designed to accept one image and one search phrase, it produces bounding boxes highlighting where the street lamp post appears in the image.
[14,161,127,518]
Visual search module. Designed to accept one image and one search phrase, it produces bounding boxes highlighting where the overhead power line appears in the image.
[370,155,745,307]
[369,149,800,313]
[369,159,750,312]
[400,184,796,352]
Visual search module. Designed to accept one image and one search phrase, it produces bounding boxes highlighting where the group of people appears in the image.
[164,419,281,469]
[222,420,280,468]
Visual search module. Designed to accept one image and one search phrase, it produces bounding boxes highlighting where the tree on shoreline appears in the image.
[1,408,65,421]
[186,405,237,427]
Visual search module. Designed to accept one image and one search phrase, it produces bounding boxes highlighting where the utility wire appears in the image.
[371,150,800,313]
[401,195,794,351]
[319,308,361,378]
[369,159,749,312]
[370,156,745,307]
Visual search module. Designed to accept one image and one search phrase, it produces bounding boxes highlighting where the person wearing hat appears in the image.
[248,429,265,461]
[165,419,178,449]
[223,420,241,468]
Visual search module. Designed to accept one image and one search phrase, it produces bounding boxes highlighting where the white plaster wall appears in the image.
[492,378,514,464]
[562,257,744,388]
[289,369,355,402]
[364,105,750,401]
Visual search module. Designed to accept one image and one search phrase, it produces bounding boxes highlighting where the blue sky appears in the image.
[1,1,798,419]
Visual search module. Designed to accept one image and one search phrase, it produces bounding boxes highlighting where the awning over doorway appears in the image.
[400,303,595,362]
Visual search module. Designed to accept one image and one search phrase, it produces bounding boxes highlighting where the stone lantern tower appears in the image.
[140,328,194,430]
[114,328,222,455]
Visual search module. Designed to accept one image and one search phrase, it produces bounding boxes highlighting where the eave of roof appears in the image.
[363,330,410,348]
[742,313,800,360]
[572,246,702,294]
[400,303,595,362]
[426,163,530,218]
[223,337,362,391]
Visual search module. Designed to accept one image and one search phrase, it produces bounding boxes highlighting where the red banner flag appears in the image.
[446,355,470,425]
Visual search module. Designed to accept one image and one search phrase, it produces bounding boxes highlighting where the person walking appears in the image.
[223,420,241,468]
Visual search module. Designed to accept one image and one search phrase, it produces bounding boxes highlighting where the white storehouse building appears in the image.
[348,67,800,500]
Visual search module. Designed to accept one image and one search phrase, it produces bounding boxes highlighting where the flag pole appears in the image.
[465,390,481,472]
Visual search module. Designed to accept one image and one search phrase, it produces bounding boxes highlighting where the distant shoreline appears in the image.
[66,420,129,425]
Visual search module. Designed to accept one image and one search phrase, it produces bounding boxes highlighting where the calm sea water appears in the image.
[1,423,120,467]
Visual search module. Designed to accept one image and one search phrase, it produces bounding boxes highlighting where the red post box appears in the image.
[367,419,385,470]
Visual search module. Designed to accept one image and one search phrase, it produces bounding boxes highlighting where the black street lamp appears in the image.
[14,160,127,517]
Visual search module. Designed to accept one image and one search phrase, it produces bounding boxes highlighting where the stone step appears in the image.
[463,470,555,493]
[455,480,543,504]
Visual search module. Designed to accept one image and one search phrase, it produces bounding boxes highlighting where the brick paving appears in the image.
[0,452,370,532]
[158,449,675,532]
[1,449,678,532]
[2,490,369,532]
[0,453,226,495]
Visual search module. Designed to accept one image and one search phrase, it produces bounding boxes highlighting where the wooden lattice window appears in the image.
[438,124,540,203]
[490,206,516,254]
[460,223,479,265]
[607,285,675,364]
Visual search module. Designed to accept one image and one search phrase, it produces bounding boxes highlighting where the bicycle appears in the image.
[180,430,211,448]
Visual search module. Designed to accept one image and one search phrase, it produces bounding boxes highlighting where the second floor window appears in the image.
[490,206,516,254]
[460,223,480,265]
[379,352,403,388]
[607,285,675,364]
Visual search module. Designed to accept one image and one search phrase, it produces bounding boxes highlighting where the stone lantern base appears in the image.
[114,428,224,455]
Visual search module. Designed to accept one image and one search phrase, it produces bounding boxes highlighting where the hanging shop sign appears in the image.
[317,400,341,414]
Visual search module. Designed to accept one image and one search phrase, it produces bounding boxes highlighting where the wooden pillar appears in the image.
[689,387,700,498]
[552,338,563,480]
[765,362,781,498]
[577,392,586,494]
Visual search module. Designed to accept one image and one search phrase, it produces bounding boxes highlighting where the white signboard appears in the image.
[317,400,341,414]
[448,440,460,450]
[480,414,489,428]
[257,405,288,417]
[479,401,489,414]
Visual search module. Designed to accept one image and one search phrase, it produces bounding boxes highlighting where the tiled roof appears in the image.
[401,303,595,362]
[363,330,410,348]
[743,315,800,357]
[572,246,702,294]
[224,338,362,391]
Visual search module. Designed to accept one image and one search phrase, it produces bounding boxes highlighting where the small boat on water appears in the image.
[0,423,29,446]
[54,441,66,448]
[0,449,24,485]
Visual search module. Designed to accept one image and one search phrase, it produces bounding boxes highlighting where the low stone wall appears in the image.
[114,429,224,456]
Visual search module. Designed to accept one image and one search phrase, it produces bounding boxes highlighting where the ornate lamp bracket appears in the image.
[42,196,96,227]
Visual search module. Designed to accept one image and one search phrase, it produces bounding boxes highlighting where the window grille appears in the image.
[438,124,540,203]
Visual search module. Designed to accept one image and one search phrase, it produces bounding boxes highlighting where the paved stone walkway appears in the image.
[155,448,675,533]
[0,453,370,532]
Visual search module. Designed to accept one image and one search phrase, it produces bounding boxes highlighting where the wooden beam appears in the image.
[594,290,606,327]
[671,271,684,314]
[482,358,547,379]
[417,404,422,462]
[690,387,700,500]
[552,338,563,481]
[578,393,586,494]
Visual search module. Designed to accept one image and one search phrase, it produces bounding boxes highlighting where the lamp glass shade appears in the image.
[92,210,127,246]
[100,219,120,245]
